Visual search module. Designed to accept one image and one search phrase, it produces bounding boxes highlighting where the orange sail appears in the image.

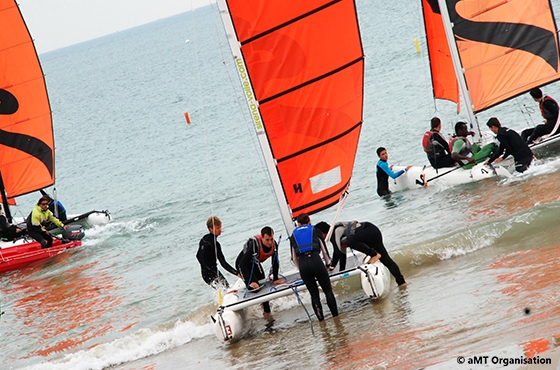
[422,0,459,107]
[221,0,364,221]
[430,0,560,113]
[0,0,54,203]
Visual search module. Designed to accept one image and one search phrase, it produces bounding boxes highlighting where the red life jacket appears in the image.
[252,234,275,262]
[422,130,432,153]
[540,95,558,117]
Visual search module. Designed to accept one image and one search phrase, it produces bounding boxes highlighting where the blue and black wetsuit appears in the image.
[376,159,405,197]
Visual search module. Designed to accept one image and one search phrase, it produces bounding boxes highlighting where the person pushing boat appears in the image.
[290,213,338,321]
[484,117,534,173]
[196,216,238,289]
[235,226,285,315]
[376,147,412,197]
[315,220,406,287]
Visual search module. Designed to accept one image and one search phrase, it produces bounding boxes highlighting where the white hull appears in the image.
[389,162,512,192]
[213,252,390,342]
[14,210,111,235]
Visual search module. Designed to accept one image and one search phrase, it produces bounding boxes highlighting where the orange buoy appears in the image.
[184,112,191,124]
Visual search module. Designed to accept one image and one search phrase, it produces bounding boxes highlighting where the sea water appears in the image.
[3,1,560,369]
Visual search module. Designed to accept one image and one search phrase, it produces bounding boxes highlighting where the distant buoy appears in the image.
[185,39,190,43]
[414,38,420,54]
[184,112,191,124]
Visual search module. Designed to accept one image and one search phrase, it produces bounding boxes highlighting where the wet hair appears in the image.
[206,216,221,230]
[376,147,386,156]
[314,221,330,234]
[261,226,274,237]
[530,87,543,99]
[486,117,501,129]
[454,121,468,133]
[431,117,441,129]
[296,213,310,225]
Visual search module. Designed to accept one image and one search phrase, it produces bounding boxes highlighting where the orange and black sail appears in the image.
[220,0,364,222]
[427,0,560,113]
[0,0,54,206]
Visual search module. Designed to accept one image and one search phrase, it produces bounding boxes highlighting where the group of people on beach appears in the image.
[196,214,406,321]
[0,195,69,248]
[376,87,559,197]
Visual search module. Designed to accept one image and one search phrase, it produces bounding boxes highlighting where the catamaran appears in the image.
[389,0,560,192]
[0,0,106,272]
[211,0,392,341]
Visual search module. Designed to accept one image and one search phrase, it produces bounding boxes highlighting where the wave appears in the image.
[21,320,213,370]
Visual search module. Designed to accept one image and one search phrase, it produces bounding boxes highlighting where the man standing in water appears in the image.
[376,146,412,197]
[196,216,238,289]
[290,213,338,321]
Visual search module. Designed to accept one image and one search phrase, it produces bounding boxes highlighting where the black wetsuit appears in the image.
[488,127,534,173]
[196,233,238,289]
[290,226,338,321]
[0,215,25,241]
[522,96,559,144]
[235,237,279,313]
[335,222,406,286]
[426,130,456,169]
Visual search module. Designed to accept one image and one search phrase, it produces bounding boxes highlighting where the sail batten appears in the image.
[219,0,364,233]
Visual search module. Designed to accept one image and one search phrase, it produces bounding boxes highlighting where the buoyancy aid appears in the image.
[449,136,472,157]
[243,234,275,262]
[423,130,449,159]
[540,95,558,118]
[292,225,318,255]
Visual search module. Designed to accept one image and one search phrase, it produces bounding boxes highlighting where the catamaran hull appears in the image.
[360,261,391,299]
[0,238,82,273]
[529,133,560,158]
[390,163,511,192]
[213,258,391,342]
[14,210,111,235]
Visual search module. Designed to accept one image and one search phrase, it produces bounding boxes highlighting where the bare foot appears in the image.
[368,255,380,264]
[398,282,408,288]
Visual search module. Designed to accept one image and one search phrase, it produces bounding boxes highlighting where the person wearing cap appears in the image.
[235,226,285,315]
[290,213,338,321]
[315,220,407,287]
[521,87,559,144]
[0,205,25,241]
[26,196,68,249]
[196,216,239,289]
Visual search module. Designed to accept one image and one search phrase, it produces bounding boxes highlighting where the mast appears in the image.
[0,172,13,223]
[437,0,481,141]
[217,1,295,235]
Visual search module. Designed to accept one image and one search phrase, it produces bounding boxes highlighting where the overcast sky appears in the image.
[16,0,212,54]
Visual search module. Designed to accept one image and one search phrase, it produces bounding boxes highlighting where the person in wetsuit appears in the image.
[376,147,412,197]
[484,117,534,173]
[0,206,25,241]
[196,216,238,289]
[522,88,559,144]
[423,117,457,169]
[290,213,338,321]
[315,221,406,287]
[235,226,285,315]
